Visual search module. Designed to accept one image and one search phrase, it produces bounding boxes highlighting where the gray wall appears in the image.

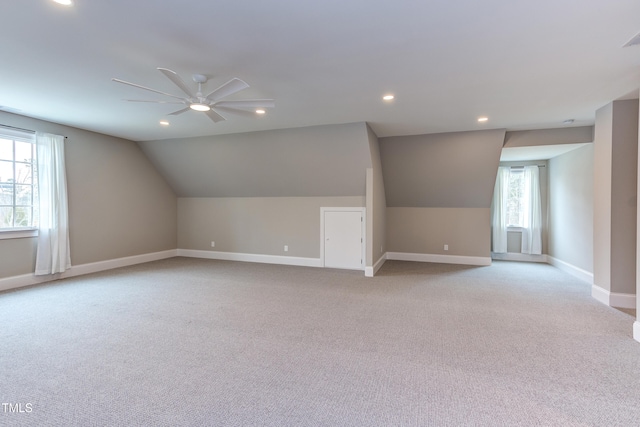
[593,100,639,294]
[365,125,386,266]
[386,208,490,257]
[594,104,613,291]
[380,129,506,208]
[0,237,37,278]
[610,100,639,295]
[548,144,594,272]
[0,111,177,279]
[380,129,504,258]
[138,122,371,198]
[178,196,364,258]
[637,101,640,315]
[163,122,375,263]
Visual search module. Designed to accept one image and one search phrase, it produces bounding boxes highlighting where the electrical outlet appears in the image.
[284,245,288,252]
[444,244,448,251]
[211,241,215,248]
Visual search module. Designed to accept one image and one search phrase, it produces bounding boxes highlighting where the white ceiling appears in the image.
[1,1,639,142]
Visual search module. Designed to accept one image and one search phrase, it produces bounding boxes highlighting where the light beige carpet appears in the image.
[1,258,639,426]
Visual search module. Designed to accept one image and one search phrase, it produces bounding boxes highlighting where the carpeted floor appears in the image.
[1,258,639,426]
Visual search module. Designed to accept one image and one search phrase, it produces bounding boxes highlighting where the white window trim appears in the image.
[0,126,38,231]
[0,227,38,240]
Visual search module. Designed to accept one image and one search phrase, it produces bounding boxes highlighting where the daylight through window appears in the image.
[506,169,524,227]
[0,129,38,229]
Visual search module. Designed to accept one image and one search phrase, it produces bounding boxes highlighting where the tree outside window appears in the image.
[506,169,524,227]
[0,135,38,229]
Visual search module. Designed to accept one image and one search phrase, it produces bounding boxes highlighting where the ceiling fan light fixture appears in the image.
[113,68,274,124]
[190,103,211,112]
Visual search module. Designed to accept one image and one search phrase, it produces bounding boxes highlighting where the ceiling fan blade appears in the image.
[206,109,226,123]
[112,78,186,101]
[124,99,186,104]
[206,78,249,102]
[215,106,264,118]
[214,99,275,109]
[157,68,196,98]
[168,107,191,116]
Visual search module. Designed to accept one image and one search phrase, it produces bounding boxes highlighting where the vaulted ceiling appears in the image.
[1,1,639,142]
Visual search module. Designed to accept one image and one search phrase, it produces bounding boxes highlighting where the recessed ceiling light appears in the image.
[189,103,211,112]
[477,117,489,123]
[383,95,395,101]
[159,120,170,126]
[52,0,73,5]
[256,109,266,115]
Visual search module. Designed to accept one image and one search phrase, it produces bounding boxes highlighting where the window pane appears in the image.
[15,184,32,206]
[0,134,37,229]
[15,162,33,184]
[0,206,13,228]
[0,183,13,205]
[507,170,524,227]
[0,139,12,161]
[15,141,33,163]
[0,160,13,183]
[14,207,31,227]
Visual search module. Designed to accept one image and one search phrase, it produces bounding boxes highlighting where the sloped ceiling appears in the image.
[380,129,506,208]
[1,1,639,141]
[138,123,372,197]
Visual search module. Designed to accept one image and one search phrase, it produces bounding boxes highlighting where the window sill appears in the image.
[0,228,39,240]
[507,226,524,232]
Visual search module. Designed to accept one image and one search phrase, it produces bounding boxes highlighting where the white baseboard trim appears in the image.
[0,272,55,293]
[69,249,179,277]
[591,285,610,306]
[491,252,548,263]
[634,321,640,344]
[608,290,636,309]
[0,249,178,293]
[591,284,636,309]
[546,256,594,285]
[365,253,387,277]
[177,249,322,268]
[386,252,491,266]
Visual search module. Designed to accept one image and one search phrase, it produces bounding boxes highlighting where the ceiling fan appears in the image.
[112,68,275,123]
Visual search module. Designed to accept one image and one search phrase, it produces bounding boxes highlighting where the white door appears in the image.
[323,210,363,270]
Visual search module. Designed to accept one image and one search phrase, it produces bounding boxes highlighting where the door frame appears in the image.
[320,207,366,270]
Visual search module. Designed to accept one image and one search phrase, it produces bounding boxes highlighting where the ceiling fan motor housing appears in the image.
[192,74,208,84]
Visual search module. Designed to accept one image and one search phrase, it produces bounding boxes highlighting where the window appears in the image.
[506,169,524,227]
[0,129,38,230]
[492,165,542,255]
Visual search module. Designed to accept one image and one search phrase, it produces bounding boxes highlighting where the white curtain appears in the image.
[491,166,509,253]
[521,165,542,255]
[35,132,71,275]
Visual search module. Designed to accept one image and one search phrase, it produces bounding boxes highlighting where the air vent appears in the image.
[623,32,640,47]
